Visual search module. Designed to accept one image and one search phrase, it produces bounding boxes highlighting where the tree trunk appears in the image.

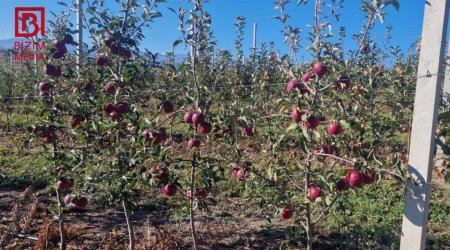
[189,152,198,250]
[122,200,135,250]
[55,189,66,250]
[304,159,313,250]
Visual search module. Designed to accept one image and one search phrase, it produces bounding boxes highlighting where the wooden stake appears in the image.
[400,1,450,250]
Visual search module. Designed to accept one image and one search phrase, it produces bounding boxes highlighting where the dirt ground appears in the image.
[0,188,294,250]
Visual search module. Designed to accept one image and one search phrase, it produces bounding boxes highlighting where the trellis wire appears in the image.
[1,72,449,101]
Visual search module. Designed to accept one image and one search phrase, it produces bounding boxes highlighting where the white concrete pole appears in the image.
[400,1,450,250]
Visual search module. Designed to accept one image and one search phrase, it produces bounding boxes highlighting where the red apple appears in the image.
[232,167,240,179]
[198,122,212,134]
[104,37,114,47]
[53,40,65,50]
[304,115,320,129]
[45,135,53,144]
[302,71,313,83]
[313,61,327,76]
[158,129,169,142]
[56,180,68,190]
[31,125,41,134]
[84,83,93,92]
[194,188,207,199]
[39,82,52,92]
[223,126,232,134]
[71,114,85,128]
[53,67,62,77]
[347,171,362,187]
[286,79,303,93]
[213,129,222,139]
[64,34,74,44]
[56,179,73,190]
[119,49,132,59]
[43,125,56,138]
[291,106,304,123]
[44,64,57,76]
[192,112,205,125]
[96,53,108,66]
[146,132,163,145]
[187,139,201,149]
[162,101,174,113]
[351,142,362,152]
[327,122,342,135]
[321,144,335,155]
[315,144,335,162]
[64,194,72,205]
[243,124,255,137]
[336,179,350,192]
[39,91,50,97]
[308,186,322,201]
[109,111,120,121]
[142,129,150,138]
[183,112,194,123]
[52,50,65,59]
[115,102,129,114]
[149,165,169,180]
[109,45,120,55]
[72,196,88,209]
[281,206,294,219]
[56,45,68,55]
[103,84,116,95]
[104,103,115,113]
[362,172,376,185]
[235,169,246,181]
[163,184,178,197]
[185,191,193,201]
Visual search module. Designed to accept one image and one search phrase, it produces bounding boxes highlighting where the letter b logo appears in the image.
[15,7,45,38]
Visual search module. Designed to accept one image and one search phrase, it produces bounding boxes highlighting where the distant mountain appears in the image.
[0,38,28,50]
[0,38,188,65]
[150,53,188,65]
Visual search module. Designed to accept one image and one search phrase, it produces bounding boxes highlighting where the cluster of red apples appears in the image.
[56,179,89,210]
[281,62,375,220]
[148,165,207,200]
[44,34,77,77]
[281,170,376,220]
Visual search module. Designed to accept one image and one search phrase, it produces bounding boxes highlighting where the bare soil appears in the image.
[0,189,293,250]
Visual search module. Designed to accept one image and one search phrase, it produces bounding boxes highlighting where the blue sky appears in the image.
[0,0,442,59]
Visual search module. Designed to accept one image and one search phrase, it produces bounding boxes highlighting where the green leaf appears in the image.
[438,111,450,121]
[389,0,400,11]
[300,140,310,153]
[286,123,298,132]
[302,127,311,142]
[445,172,450,184]
[172,39,183,48]
[325,196,333,206]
